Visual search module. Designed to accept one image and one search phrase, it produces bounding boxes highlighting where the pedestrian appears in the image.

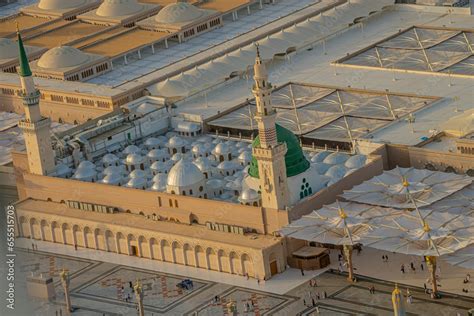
[420,262,424,271]
[303,299,306,306]
[385,255,388,262]
[423,283,427,290]
[316,292,320,300]
[32,243,35,251]
[74,244,77,251]
[323,291,327,299]
[338,254,342,262]
[312,298,315,307]
[315,306,320,314]
[401,264,405,274]
[301,268,305,276]
[257,279,260,285]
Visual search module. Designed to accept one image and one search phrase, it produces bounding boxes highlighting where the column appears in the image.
[60,270,73,313]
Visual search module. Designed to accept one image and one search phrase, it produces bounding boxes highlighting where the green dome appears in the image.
[248,124,310,178]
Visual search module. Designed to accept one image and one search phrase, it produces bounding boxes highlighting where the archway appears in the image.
[230,252,240,274]
[218,250,228,273]
[172,241,183,264]
[467,169,474,177]
[95,229,105,250]
[84,227,94,248]
[269,252,278,276]
[19,216,29,238]
[183,244,194,266]
[105,230,116,252]
[195,246,206,268]
[116,232,127,254]
[241,254,253,277]
[138,236,148,258]
[73,225,83,247]
[41,220,50,241]
[128,234,138,256]
[52,222,62,243]
[30,218,41,240]
[149,238,160,260]
[161,240,172,262]
[207,248,219,271]
[445,166,456,173]
[62,223,73,245]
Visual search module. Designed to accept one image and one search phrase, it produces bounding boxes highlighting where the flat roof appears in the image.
[0,14,51,38]
[72,26,126,49]
[292,246,328,258]
[198,0,254,14]
[82,28,171,58]
[16,198,281,249]
[25,21,109,49]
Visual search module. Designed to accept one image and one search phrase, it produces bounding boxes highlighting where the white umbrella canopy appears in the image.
[362,209,474,257]
[442,244,474,269]
[423,183,473,216]
[341,167,472,209]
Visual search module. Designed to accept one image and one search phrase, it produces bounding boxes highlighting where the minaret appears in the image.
[16,24,55,175]
[251,46,289,210]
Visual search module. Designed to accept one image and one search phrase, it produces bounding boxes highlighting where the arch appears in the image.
[30,218,41,240]
[195,245,206,269]
[105,230,116,253]
[467,169,474,177]
[206,248,219,271]
[128,234,138,256]
[73,225,82,247]
[241,253,253,277]
[189,214,199,224]
[62,223,73,245]
[116,232,127,254]
[138,236,148,258]
[149,238,160,260]
[172,241,183,264]
[183,243,194,266]
[95,228,105,250]
[84,226,94,249]
[218,249,228,273]
[52,221,62,243]
[19,216,29,238]
[40,220,50,241]
[230,251,239,275]
[445,166,456,173]
[425,163,437,171]
[161,240,172,262]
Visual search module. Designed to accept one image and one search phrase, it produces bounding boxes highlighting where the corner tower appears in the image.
[16,24,55,175]
[250,47,289,210]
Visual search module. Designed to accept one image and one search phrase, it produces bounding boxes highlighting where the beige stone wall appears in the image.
[408,147,474,174]
[16,205,285,280]
[386,144,411,169]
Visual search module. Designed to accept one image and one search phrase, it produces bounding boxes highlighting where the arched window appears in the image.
[199,186,203,192]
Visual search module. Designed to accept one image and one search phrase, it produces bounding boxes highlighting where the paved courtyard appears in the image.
[5,248,474,316]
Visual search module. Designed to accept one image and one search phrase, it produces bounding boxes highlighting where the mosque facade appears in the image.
[11,28,383,280]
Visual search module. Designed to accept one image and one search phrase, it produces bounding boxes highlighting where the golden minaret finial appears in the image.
[16,21,20,34]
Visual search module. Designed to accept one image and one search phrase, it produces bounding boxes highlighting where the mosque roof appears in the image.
[36,46,92,69]
[96,0,142,17]
[167,159,204,187]
[38,0,87,10]
[0,38,19,60]
[155,2,207,24]
[248,124,310,178]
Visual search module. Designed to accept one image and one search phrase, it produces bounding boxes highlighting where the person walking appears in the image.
[420,262,424,271]
[301,268,305,276]
[400,264,405,274]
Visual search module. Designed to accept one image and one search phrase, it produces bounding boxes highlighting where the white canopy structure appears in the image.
[442,245,474,270]
[341,167,472,209]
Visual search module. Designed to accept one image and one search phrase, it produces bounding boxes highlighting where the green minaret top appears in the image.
[16,23,32,77]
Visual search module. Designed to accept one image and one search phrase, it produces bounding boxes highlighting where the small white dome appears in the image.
[0,38,19,60]
[239,189,260,202]
[311,151,331,163]
[147,148,170,160]
[125,153,144,165]
[213,143,231,155]
[217,161,240,171]
[100,173,122,185]
[167,159,204,187]
[167,136,186,148]
[144,137,164,148]
[38,0,86,10]
[194,157,213,172]
[324,152,349,165]
[238,151,252,163]
[312,162,331,175]
[152,173,167,184]
[102,153,119,164]
[103,165,123,176]
[125,177,147,189]
[206,179,224,190]
[345,155,367,169]
[150,160,174,173]
[197,136,213,143]
[37,46,90,69]
[325,165,347,180]
[77,160,95,170]
[192,143,208,155]
[155,2,205,24]
[96,0,141,17]
[129,169,147,179]
[73,167,96,180]
[123,145,141,155]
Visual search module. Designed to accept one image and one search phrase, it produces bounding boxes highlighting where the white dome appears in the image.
[125,177,147,189]
[217,161,240,171]
[102,153,119,164]
[125,153,144,165]
[155,2,205,24]
[147,148,169,160]
[123,145,141,155]
[167,136,186,148]
[311,151,331,163]
[96,0,141,17]
[213,143,231,155]
[206,179,224,190]
[167,159,204,187]
[325,165,347,180]
[73,167,96,180]
[324,152,349,165]
[144,137,164,148]
[192,143,207,155]
[129,169,147,178]
[345,155,367,169]
[77,160,95,170]
[238,151,252,163]
[312,162,331,175]
[100,173,122,185]
[239,188,260,202]
[0,38,19,60]
[194,157,213,172]
[103,165,123,176]
[150,160,173,173]
[38,0,86,10]
[37,46,90,69]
